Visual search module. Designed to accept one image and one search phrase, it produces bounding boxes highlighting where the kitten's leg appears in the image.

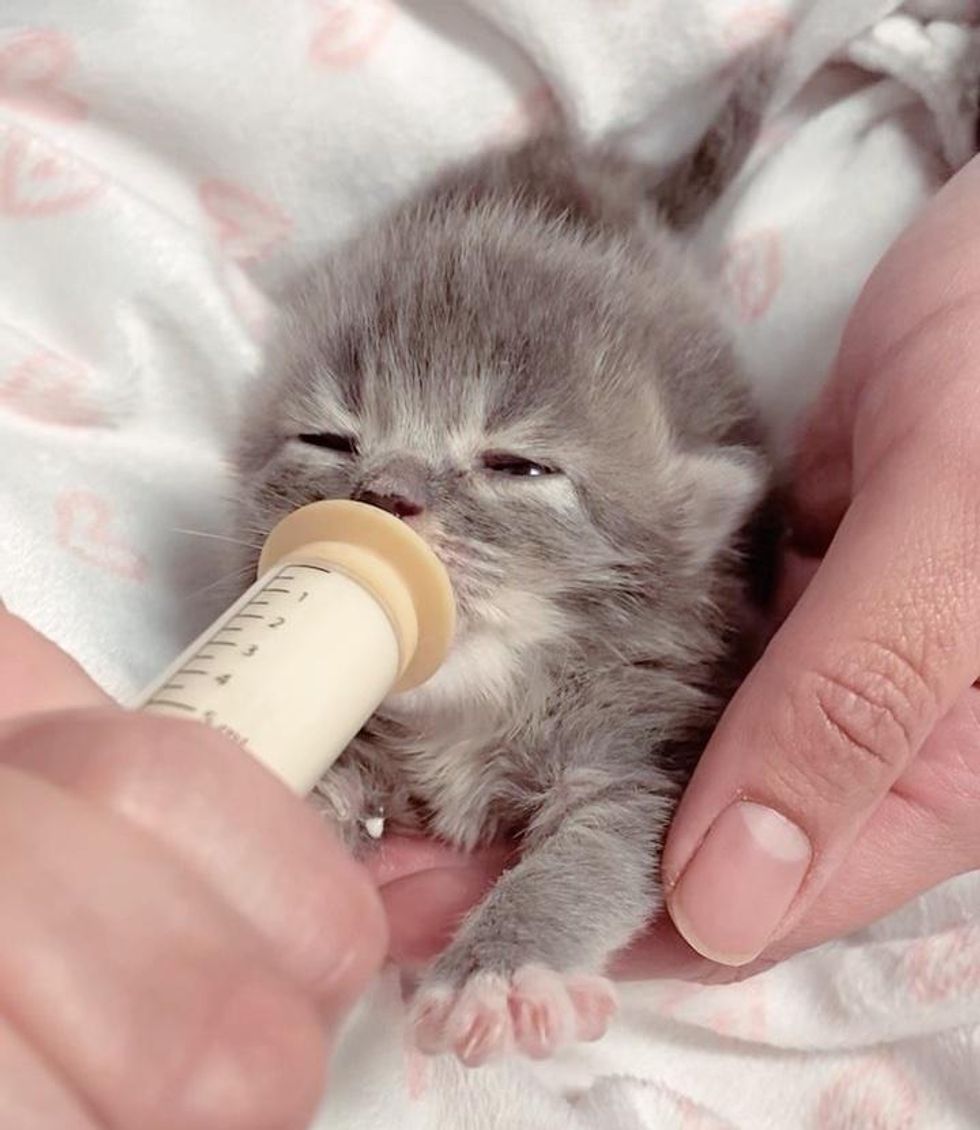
[410,774,673,1065]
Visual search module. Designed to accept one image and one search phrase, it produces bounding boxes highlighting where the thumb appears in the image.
[661,420,980,966]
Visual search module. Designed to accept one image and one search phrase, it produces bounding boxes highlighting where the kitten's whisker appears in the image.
[184,564,255,603]
[172,528,255,548]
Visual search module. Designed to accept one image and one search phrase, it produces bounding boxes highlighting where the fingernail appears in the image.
[668,801,811,966]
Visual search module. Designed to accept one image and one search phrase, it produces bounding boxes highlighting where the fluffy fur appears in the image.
[233,54,782,1063]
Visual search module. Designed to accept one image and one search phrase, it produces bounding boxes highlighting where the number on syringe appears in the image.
[242,644,258,657]
[269,617,285,629]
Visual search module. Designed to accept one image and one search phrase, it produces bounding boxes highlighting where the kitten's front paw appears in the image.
[308,769,371,853]
[409,965,616,1066]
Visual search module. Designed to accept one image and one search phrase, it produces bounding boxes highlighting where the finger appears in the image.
[773,549,820,624]
[365,835,510,885]
[368,837,511,967]
[0,1020,99,1130]
[623,686,980,982]
[788,380,854,556]
[0,766,327,1130]
[0,607,110,719]
[765,684,980,957]
[624,779,945,983]
[662,426,980,967]
[830,152,980,402]
[0,710,387,1015]
[789,158,980,558]
[613,917,737,982]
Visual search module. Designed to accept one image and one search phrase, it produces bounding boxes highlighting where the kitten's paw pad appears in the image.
[412,974,513,1066]
[509,965,578,1058]
[410,966,616,1065]
[564,971,619,1041]
[510,967,617,1053]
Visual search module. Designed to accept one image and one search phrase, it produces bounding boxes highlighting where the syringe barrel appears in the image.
[133,500,455,796]
[136,558,402,794]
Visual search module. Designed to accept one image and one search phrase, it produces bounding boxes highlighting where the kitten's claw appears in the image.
[509,966,575,1058]
[409,966,616,1065]
[411,986,456,1055]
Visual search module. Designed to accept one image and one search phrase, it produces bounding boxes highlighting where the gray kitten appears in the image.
[233,58,781,1065]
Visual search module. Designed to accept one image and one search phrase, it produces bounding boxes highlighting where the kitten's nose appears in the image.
[352,489,424,520]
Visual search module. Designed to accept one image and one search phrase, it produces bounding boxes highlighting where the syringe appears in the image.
[133,500,455,795]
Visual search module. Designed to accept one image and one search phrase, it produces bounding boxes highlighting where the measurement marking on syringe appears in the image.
[235,613,265,620]
[146,699,195,712]
[264,588,290,594]
[207,641,236,648]
[160,682,185,692]
[216,626,243,633]
[179,668,208,676]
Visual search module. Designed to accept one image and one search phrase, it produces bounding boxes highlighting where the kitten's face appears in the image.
[235,204,765,711]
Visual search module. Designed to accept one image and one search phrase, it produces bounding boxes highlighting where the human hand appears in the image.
[0,606,386,1129]
[372,154,980,982]
[650,151,980,978]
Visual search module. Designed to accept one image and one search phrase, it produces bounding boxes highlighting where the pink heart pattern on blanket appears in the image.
[55,491,149,582]
[0,129,103,217]
[0,349,103,427]
[0,28,87,122]
[720,228,784,322]
[308,0,396,68]
[199,179,292,264]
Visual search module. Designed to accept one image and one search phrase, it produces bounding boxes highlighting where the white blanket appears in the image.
[1,1,979,1127]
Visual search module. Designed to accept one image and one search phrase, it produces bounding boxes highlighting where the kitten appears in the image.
[233,56,782,1065]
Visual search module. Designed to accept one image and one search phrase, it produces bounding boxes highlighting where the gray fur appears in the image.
[232,58,780,999]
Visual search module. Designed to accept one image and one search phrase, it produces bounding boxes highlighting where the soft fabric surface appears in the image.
[1,1,979,1126]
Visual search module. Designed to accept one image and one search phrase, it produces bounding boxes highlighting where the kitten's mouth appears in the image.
[402,523,499,629]
[339,506,500,633]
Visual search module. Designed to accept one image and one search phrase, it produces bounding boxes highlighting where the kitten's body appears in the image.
[235,57,781,1064]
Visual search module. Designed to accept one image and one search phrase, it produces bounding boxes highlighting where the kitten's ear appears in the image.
[675,447,769,569]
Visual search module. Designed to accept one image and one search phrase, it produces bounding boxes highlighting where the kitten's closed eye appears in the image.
[297,432,358,455]
[482,452,559,478]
